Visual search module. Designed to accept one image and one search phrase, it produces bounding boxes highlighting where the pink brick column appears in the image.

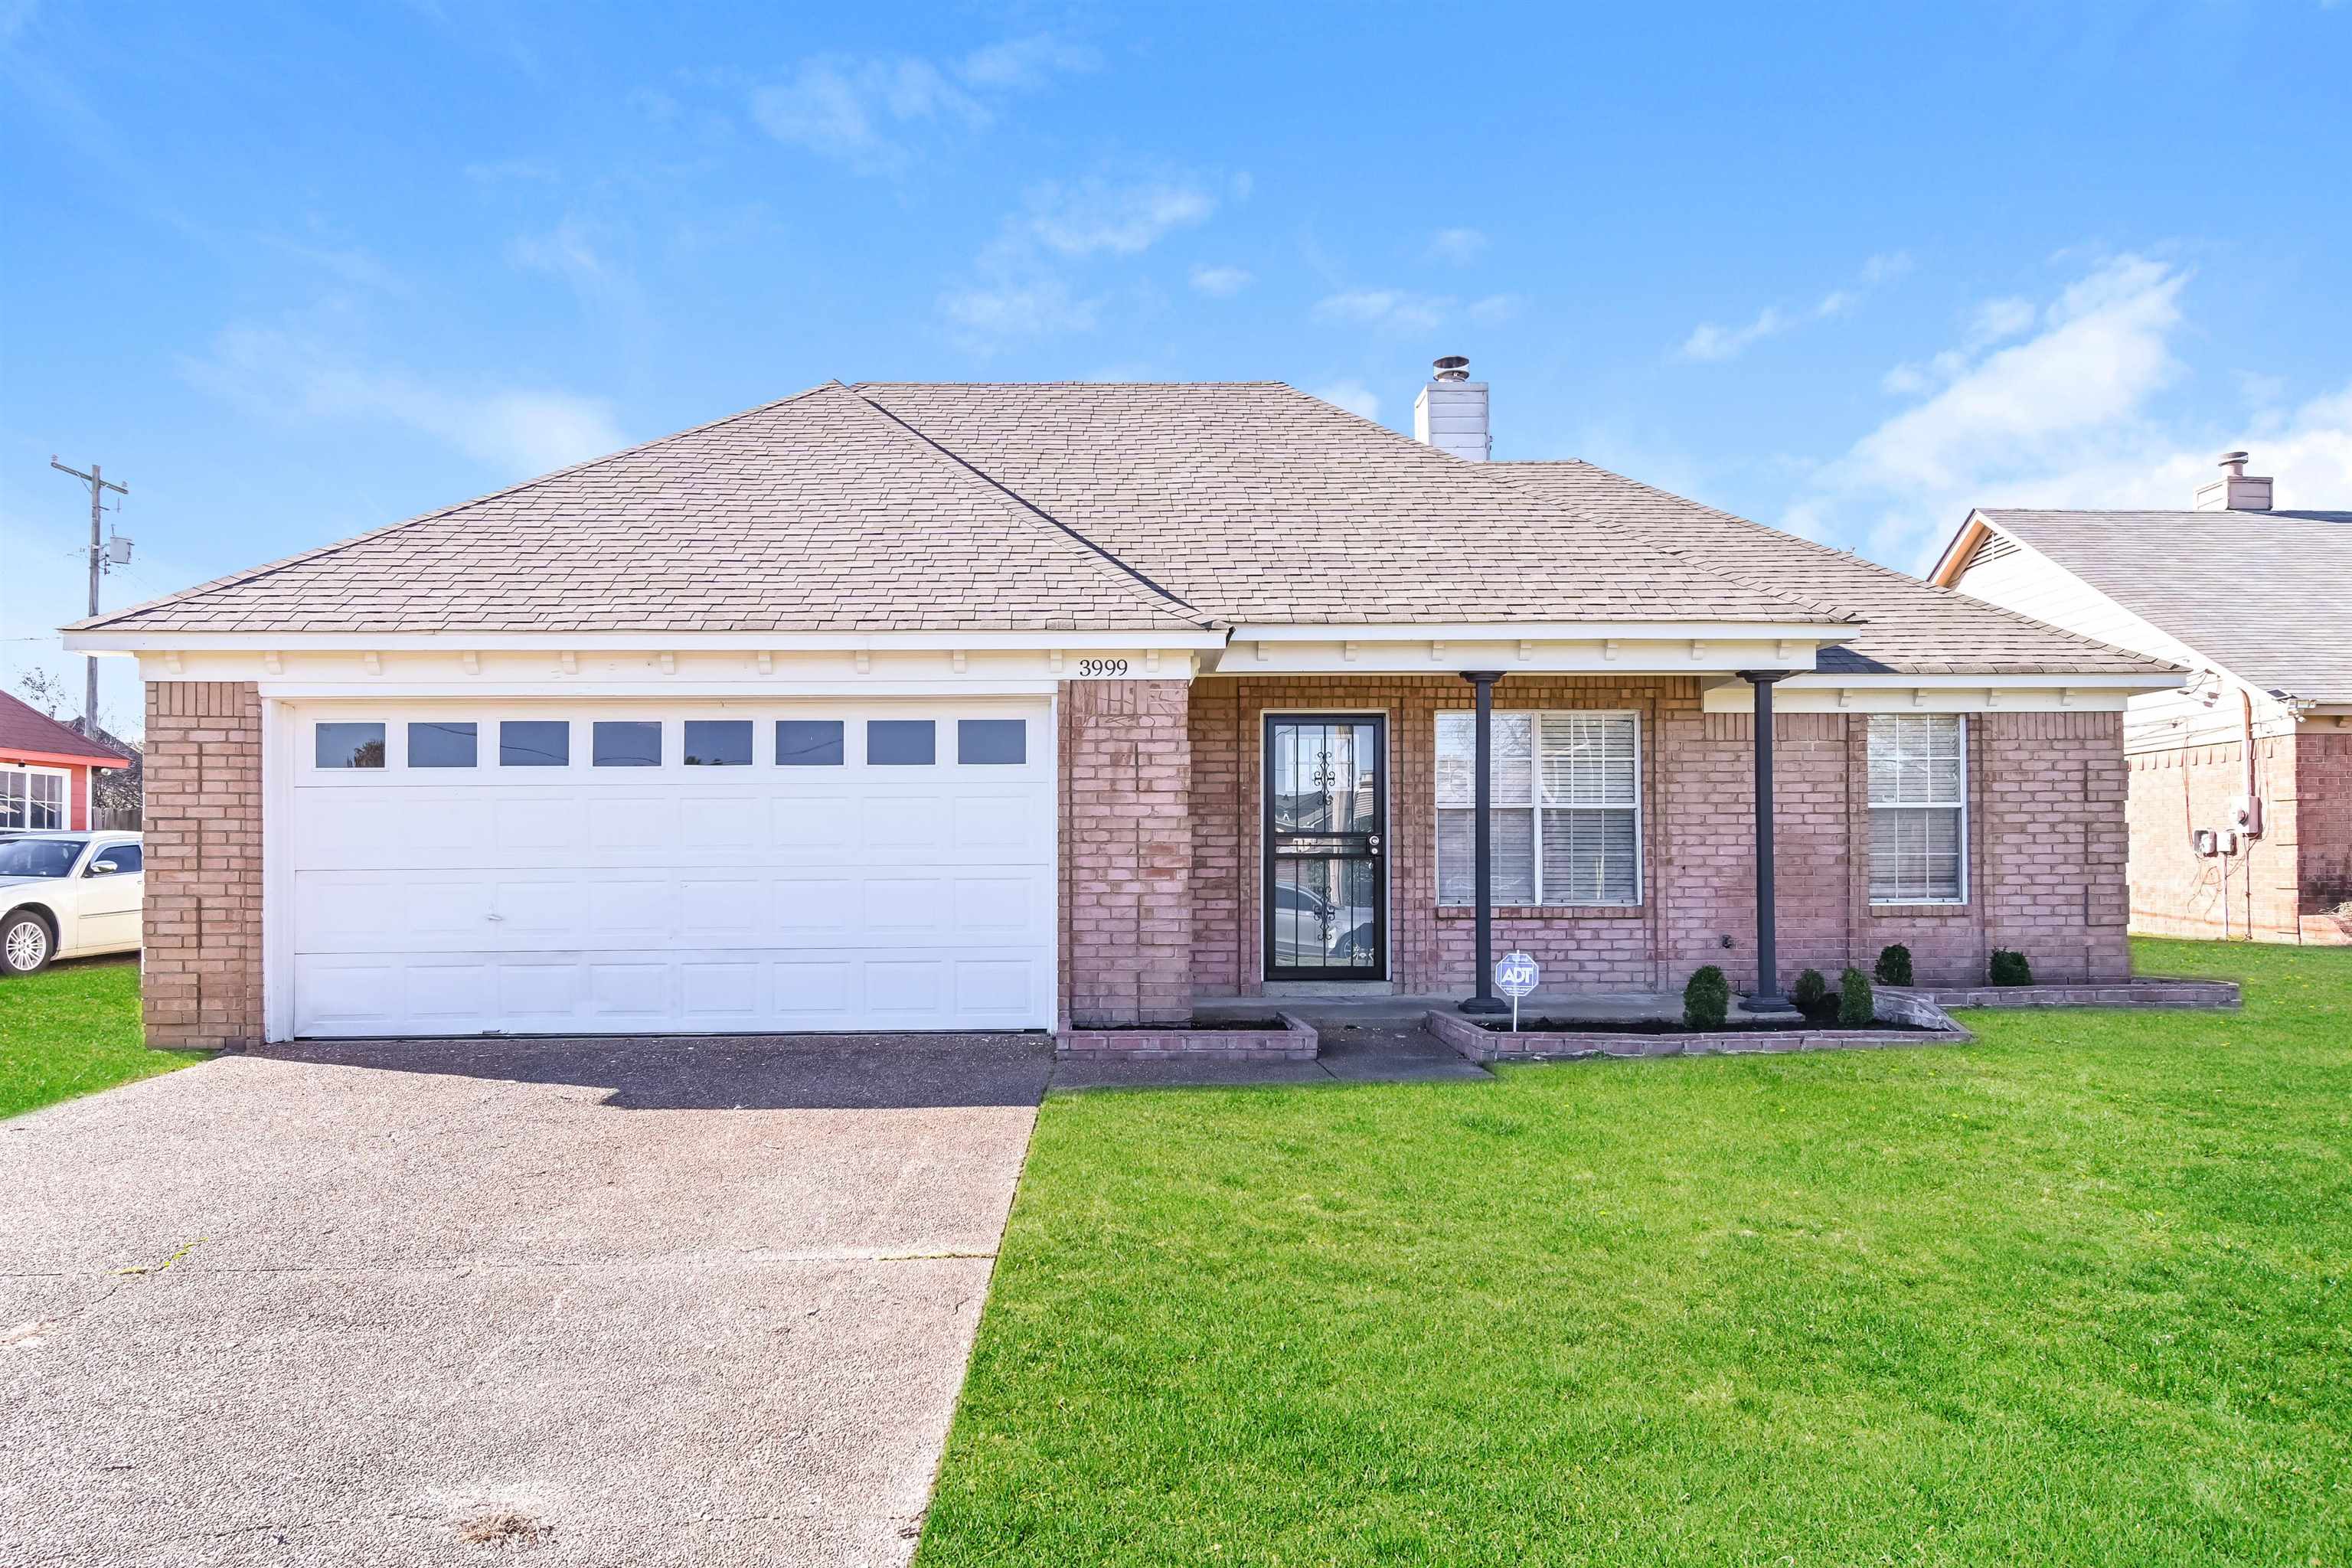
[1061,679,1194,1027]
[142,681,265,1049]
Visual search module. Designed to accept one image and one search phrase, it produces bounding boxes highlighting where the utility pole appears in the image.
[51,456,130,737]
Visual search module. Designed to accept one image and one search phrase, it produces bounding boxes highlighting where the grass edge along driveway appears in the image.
[917,938,2352,1567]
[1,959,203,1119]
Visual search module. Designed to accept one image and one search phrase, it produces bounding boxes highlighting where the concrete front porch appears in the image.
[1193,991,1687,1027]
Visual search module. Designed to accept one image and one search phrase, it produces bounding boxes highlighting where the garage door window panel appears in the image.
[408,722,478,768]
[776,720,844,766]
[500,720,570,767]
[684,720,753,766]
[315,722,386,770]
[868,720,936,766]
[593,720,663,768]
[958,718,1026,765]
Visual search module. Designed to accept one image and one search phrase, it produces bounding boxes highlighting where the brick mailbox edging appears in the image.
[1896,978,2242,1010]
[1424,1001,1971,1064]
[1056,1011,1319,1063]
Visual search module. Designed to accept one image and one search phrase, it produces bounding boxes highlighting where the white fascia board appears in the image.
[1230,620,1857,644]
[64,627,1229,655]
[1779,672,2184,691]
[256,679,1067,700]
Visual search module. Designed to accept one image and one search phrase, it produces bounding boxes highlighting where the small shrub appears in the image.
[1838,966,1875,1027]
[1989,949,2034,987]
[1874,943,1914,987]
[1684,965,1731,1030]
[1792,969,1828,1015]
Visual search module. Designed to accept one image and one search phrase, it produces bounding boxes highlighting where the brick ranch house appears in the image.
[66,365,2180,1050]
[1,690,132,832]
[1932,451,2352,945]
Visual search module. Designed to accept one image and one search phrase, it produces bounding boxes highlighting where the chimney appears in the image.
[2194,449,2274,512]
[1413,354,1490,461]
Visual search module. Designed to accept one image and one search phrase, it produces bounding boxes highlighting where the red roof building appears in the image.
[0,690,132,831]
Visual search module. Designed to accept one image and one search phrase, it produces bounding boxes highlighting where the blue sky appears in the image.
[5,1,2348,735]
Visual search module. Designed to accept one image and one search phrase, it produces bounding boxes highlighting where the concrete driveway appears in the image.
[0,1035,1050,1567]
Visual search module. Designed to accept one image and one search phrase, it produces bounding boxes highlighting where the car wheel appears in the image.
[2,910,54,976]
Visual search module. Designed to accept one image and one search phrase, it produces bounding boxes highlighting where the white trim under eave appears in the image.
[1778,673,2184,691]
[64,627,1230,655]
[1230,619,1860,644]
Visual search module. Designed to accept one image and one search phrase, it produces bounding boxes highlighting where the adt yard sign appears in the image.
[1495,951,1539,1030]
[1495,952,1540,997]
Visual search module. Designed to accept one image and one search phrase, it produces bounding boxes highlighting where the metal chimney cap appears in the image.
[2219,449,2250,472]
[1431,354,1471,382]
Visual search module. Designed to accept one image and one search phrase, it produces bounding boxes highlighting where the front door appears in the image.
[1263,714,1386,981]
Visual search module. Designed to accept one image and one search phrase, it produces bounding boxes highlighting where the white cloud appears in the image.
[750,57,987,174]
[1681,305,1792,362]
[1311,380,1382,420]
[181,323,624,475]
[1023,178,1214,256]
[957,34,1099,90]
[941,174,1219,347]
[1680,250,1913,361]
[1851,256,2187,493]
[505,216,643,321]
[938,277,1099,341]
[1775,254,2348,568]
[750,38,1091,175]
[1190,263,1253,297]
[1429,227,1488,263]
[1861,250,1914,286]
[1313,288,1452,334]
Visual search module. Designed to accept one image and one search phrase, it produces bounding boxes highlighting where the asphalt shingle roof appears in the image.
[79,384,1212,636]
[0,691,130,765]
[1971,508,2352,701]
[852,383,1838,626]
[1492,462,2174,678]
[69,379,2174,682]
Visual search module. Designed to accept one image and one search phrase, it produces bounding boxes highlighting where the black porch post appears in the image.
[1459,671,1508,1014]
[1740,671,1793,1012]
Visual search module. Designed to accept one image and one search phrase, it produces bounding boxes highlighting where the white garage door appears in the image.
[283,700,1056,1037]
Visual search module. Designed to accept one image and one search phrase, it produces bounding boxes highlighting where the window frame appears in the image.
[1866,713,1970,906]
[0,763,70,831]
[1433,708,1645,909]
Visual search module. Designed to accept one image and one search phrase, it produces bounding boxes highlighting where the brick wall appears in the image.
[2125,733,2300,942]
[143,681,265,1049]
[1189,675,1700,995]
[2126,726,2352,945]
[2297,730,2352,942]
[1060,679,1194,1026]
[1185,680,2132,998]
[1979,712,2131,982]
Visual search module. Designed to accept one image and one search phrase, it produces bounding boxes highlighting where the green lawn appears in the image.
[920,939,2352,1566]
[0,958,203,1119]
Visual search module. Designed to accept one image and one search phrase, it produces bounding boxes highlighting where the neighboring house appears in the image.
[66,364,2177,1050]
[0,691,132,832]
[1932,454,2352,946]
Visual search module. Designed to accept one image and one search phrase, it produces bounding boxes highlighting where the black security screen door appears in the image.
[1263,714,1387,980]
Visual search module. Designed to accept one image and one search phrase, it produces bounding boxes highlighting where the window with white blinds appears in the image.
[1436,711,1642,906]
[1867,714,1967,903]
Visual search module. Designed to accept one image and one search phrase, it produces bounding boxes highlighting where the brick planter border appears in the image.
[1424,1004,1971,1064]
[1896,978,2242,1009]
[1056,1011,1318,1063]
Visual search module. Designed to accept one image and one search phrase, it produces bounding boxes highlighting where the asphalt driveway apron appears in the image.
[0,1035,1050,1568]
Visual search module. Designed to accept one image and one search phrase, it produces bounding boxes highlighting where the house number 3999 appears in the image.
[1075,658,1130,678]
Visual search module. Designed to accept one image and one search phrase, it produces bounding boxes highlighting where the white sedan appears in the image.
[0,831,145,976]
